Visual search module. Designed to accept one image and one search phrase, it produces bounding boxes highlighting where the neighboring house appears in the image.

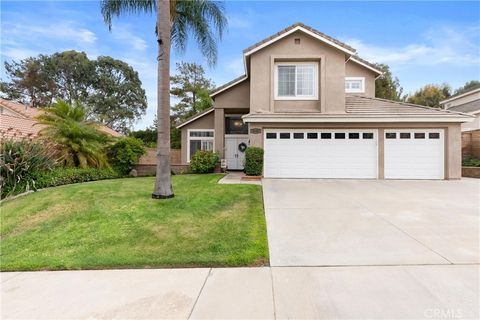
[0,98,123,139]
[440,85,480,132]
[177,23,473,180]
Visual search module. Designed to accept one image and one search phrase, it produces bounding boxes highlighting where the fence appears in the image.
[135,148,187,176]
[462,129,480,159]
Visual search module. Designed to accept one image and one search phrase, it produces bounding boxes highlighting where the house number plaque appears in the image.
[250,128,261,134]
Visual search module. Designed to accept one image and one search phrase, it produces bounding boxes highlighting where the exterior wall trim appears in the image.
[350,57,383,76]
[243,116,473,123]
[210,77,248,97]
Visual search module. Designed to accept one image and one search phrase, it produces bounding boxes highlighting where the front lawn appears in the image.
[0,175,268,271]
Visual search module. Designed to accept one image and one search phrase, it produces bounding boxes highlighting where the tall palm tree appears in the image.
[101,0,227,199]
[36,100,110,168]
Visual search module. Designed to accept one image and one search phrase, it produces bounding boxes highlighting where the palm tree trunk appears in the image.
[152,0,174,199]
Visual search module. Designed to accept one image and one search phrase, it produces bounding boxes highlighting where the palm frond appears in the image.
[101,0,157,30]
[173,0,227,66]
[36,100,111,168]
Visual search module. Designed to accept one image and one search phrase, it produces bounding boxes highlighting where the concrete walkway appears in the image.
[218,171,262,185]
[2,265,479,319]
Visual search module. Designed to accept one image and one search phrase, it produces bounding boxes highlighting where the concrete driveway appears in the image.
[263,178,479,267]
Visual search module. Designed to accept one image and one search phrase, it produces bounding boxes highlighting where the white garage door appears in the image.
[384,129,444,179]
[264,129,378,179]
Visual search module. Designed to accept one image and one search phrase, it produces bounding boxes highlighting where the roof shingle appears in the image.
[243,22,356,54]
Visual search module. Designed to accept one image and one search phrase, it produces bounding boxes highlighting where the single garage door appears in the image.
[384,129,444,179]
[264,129,378,179]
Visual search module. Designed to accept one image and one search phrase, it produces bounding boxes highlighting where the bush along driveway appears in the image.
[0,174,269,271]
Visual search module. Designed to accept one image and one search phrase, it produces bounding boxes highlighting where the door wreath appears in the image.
[238,142,248,152]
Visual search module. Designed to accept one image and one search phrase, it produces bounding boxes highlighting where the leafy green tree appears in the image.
[36,100,110,168]
[49,51,95,104]
[101,0,227,199]
[407,84,452,108]
[129,127,157,147]
[170,117,182,149]
[0,55,55,107]
[171,62,215,120]
[374,63,406,101]
[1,51,147,132]
[454,80,480,95]
[89,56,147,132]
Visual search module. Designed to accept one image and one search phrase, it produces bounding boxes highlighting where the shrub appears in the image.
[462,157,480,167]
[31,167,119,189]
[1,139,57,198]
[190,151,219,173]
[36,100,110,168]
[244,147,264,176]
[108,137,145,175]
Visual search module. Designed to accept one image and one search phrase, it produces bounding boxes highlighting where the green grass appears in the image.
[0,174,268,271]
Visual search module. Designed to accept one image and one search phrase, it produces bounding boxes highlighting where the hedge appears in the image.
[190,151,219,173]
[107,137,145,175]
[244,147,264,176]
[1,167,121,199]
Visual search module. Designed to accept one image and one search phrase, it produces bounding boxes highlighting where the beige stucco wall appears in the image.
[345,61,376,97]
[180,112,215,165]
[249,30,347,114]
[461,113,480,132]
[248,122,462,179]
[213,80,250,109]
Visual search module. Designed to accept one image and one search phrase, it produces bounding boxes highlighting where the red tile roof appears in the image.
[0,99,122,140]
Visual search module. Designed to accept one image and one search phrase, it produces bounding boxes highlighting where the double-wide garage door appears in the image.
[264,129,444,179]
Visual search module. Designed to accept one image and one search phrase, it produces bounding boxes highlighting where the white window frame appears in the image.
[345,77,365,93]
[187,129,215,163]
[274,62,318,100]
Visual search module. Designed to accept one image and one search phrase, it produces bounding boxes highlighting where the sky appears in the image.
[1,1,479,129]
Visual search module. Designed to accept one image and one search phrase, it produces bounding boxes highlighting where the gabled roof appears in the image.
[210,75,248,97]
[446,99,480,114]
[176,107,215,129]
[211,23,382,97]
[349,56,383,75]
[440,85,480,105]
[243,22,356,56]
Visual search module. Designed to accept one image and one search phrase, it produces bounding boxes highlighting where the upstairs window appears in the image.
[275,63,318,100]
[345,77,365,93]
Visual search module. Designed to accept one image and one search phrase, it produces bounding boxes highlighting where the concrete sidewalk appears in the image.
[2,265,479,319]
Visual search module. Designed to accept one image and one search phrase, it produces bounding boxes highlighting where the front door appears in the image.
[225,136,249,170]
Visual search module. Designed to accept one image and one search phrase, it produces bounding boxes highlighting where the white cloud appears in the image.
[1,47,39,61]
[111,25,148,51]
[228,14,252,30]
[343,25,480,67]
[7,21,97,45]
[225,57,245,76]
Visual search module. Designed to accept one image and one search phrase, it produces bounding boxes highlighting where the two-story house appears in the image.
[440,85,480,132]
[177,23,472,180]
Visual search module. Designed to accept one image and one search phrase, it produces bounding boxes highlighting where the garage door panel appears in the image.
[384,129,444,180]
[264,129,378,179]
